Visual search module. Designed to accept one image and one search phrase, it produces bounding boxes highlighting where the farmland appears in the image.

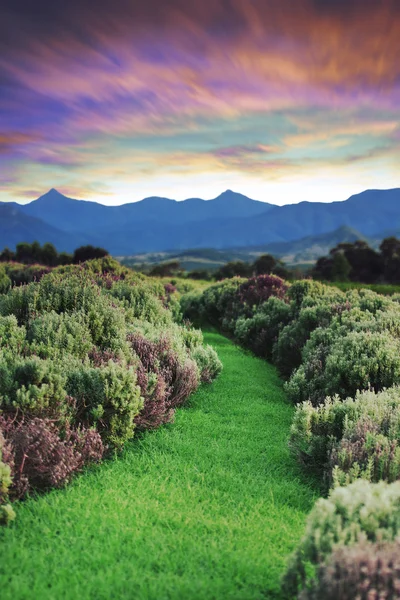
[2,261,400,598]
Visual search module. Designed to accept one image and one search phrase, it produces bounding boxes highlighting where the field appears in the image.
[118,247,312,272]
[0,331,317,600]
[119,248,261,272]
[324,280,400,295]
[3,263,400,598]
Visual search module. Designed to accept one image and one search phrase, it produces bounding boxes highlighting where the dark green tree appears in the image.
[30,241,42,263]
[58,252,74,266]
[254,254,276,275]
[380,237,400,283]
[149,261,182,277]
[331,252,351,282]
[16,242,34,264]
[0,247,15,262]
[73,245,108,264]
[187,269,212,281]
[313,240,386,283]
[336,241,383,283]
[215,261,252,280]
[313,256,334,281]
[41,243,58,266]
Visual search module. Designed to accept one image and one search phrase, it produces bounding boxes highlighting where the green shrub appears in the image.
[290,387,400,483]
[0,431,15,525]
[53,256,129,278]
[345,288,395,314]
[110,281,171,326]
[82,256,128,276]
[0,265,11,294]
[276,286,398,381]
[5,263,51,286]
[190,344,223,383]
[201,277,246,330]
[0,273,130,355]
[287,280,340,310]
[66,362,143,447]
[273,302,337,377]
[0,273,100,324]
[235,297,292,359]
[290,397,346,478]
[0,315,26,353]
[0,284,33,324]
[327,280,400,296]
[84,294,129,355]
[332,420,400,487]
[0,355,67,417]
[286,329,400,405]
[177,324,204,351]
[326,330,400,399]
[27,311,93,359]
[179,291,204,326]
[283,480,400,597]
[29,273,99,315]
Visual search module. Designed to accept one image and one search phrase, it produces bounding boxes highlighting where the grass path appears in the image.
[0,331,317,600]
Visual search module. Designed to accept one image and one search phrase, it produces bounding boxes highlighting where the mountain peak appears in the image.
[35,188,71,205]
[215,190,250,201]
[45,188,66,198]
[220,189,238,196]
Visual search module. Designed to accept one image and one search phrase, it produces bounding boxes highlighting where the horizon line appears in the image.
[2,186,400,209]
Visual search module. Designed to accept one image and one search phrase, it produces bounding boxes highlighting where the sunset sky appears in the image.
[1,0,399,206]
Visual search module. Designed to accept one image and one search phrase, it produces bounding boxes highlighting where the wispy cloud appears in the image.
[0,0,399,204]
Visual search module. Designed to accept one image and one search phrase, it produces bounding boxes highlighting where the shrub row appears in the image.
[290,387,400,488]
[0,258,222,523]
[283,480,400,598]
[182,278,400,483]
[181,276,400,596]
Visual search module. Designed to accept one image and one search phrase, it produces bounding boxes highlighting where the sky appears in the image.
[0,0,399,206]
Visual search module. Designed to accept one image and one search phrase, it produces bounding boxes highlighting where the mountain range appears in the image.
[0,187,399,257]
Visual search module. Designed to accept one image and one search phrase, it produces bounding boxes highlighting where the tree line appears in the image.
[0,242,109,267]
[144,253,290,281]
[313,237,400,283]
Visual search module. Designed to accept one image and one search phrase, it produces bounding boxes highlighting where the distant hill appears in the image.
[122,226,372,269]
[0,203,87,252]
[245,188,400,243]
[1,187,400,254]
[121,248,255,272]
[257,225,371,264]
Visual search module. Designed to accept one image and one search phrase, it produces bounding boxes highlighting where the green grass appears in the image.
[0,331,318,600]
[324,280,400,295]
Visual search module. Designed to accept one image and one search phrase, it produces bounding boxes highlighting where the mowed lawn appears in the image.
[0,331,318,600]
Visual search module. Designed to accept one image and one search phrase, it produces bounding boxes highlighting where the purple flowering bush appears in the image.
[238,274,288,308]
